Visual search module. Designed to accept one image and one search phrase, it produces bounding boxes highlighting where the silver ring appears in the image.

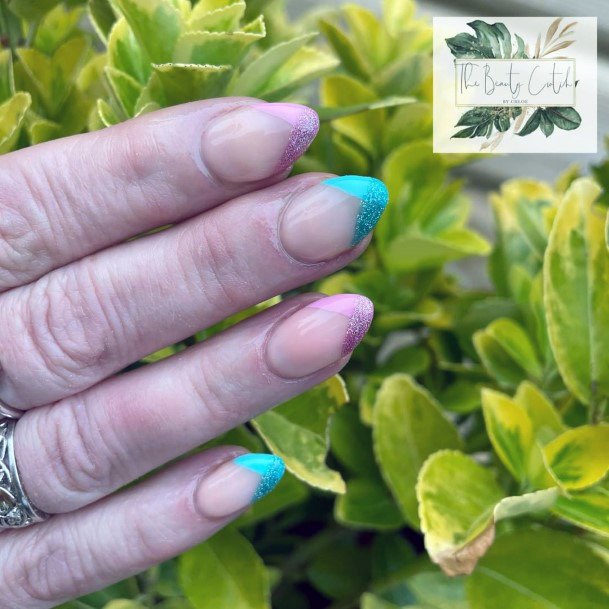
[0,417,49,528]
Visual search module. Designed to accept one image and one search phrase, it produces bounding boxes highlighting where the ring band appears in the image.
[0,417,49,528]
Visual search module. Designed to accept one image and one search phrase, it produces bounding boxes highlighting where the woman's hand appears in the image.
[0,98,387,608]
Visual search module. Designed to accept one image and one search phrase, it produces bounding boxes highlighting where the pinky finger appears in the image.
[0,447,285,609]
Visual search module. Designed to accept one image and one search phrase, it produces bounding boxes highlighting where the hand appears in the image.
[0,98,387,608]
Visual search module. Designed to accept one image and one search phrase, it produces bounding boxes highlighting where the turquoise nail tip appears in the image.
[323,176,389,245]
[234,454,286,502]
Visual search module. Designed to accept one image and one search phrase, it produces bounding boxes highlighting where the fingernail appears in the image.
[201,103,319,183]
[280,176,389,262]
[196,454,285,519]
[266,294,374,379]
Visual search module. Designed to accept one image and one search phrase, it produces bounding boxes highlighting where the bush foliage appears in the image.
[1,0,609,607]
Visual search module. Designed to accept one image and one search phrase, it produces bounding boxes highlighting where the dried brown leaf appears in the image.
[544,17,563,47]
[543,39,574,56]
[534,33,541,58]
[559,21,577,37]
[434,524,496,576]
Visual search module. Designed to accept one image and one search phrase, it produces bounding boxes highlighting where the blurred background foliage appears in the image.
[1,0,609,607]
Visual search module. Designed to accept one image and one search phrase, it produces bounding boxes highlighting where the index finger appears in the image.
[0,98,318,291]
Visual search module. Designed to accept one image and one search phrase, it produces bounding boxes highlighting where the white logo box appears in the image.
[433,17,597,153]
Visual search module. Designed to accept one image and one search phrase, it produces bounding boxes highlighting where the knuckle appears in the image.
[189,354,236,429]
[182,216,257,314]
[20,262,125,386]
[0,160,55,289]
[0,525,90,607]
[34,400,124,506]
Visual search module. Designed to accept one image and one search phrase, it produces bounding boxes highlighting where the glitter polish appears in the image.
[233,454,286,502]
[251,103,320,173]
[266,294,374,379]
[195,453,286,519]
[322,176,389,245]
[279,176,389,263]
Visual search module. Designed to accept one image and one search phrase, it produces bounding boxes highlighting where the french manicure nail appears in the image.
[280,176,389,263]
[196,454,285,519]
[266,294,374,379]
[201,103,319,183]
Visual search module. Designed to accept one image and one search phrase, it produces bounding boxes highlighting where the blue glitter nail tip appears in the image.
[234,454,286,502]
[323,176,389,245]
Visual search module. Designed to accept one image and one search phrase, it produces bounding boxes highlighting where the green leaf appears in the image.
[35,4,84,55]
[151,63,232,105]
[252,376,348,493]
[517,108,541,136]
[360,594,403,609]
[259,46,338,101]
[544,178,609,405]
[0,49,14,102]
[539,109,554,137]
[105,66,142,116]
[543,425,609,490]
[316,96,414,122]
[230,33,315,97]
[445,32,484,59]
[319,18,369,80]
[89,0,117,43]
[342,4,393,69]
[484,318,543,380]
[406,570,468,609]
[307,539,371,600]
[417,450,558,576]
[482,388,533,483]
[112,0,182,64]
[7,0,60,21]
[173,27,264,66]
[107,17,149,83]
[179,528,270,609]
[382,229,490,273]
[467,527,609,608]
[335,478,404,530]
[553,489,609,536]
[373,374,462,528]
[546,106,582,130]
[0,92,31,154]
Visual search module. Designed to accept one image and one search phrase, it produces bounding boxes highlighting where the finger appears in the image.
[14,293,373,513]
[0,173,387,407]
[0,99,318,291]
[0,448,286,609]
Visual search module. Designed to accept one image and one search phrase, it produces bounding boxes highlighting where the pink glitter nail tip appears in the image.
[252,103,319,172]
[309,294,374,356]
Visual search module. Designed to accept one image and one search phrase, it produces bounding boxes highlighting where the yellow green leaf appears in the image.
[0,92,31,154]
[543,424,609,490]
[188,1,246,32]
[173,28,263,66]
[485,318,543,380]
[373,374,462,528]
[320,74,381,155]
[107,17,150,83]
[514,381,564,443]
[151,63,232,105]
[544,177,609,405]
[553,489,609,536]
[230,33,316,97]
[113,0,182,64]
[103,602,146,609]
[7,0,60,21]
[319,18,369,79]
[179,527,270,609]
[105,66,142,116]
[482,388,533,483]
[34,4,84,55]
[417,450,557,576]
[343,4,393,69]
[252,376,348,493]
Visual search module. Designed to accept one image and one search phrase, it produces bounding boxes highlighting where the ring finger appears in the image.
[13,292,374,514]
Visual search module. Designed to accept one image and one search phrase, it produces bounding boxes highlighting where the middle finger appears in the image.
[0,173,387,407]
